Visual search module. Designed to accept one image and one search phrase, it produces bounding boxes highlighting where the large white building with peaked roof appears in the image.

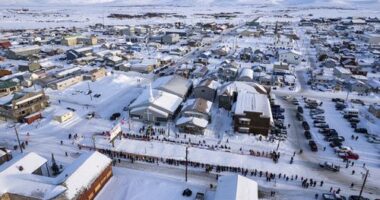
[129,75,192,123]
[214,175,258,200]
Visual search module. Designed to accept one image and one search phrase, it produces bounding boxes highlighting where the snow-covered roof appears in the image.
[130,88,183,114]
[334,66,351,74]
[0,152,47,175]
[0,151,111,200]
[176,116,208,128]
[214,175,258,200]
[218,81,267,96]
[197,79,219,89]
[181,98,212,114]
[59,151,111,199]
[238,68,254,79]
[233,92,273,123]
[153,75,192,98]
[10,45,40,53]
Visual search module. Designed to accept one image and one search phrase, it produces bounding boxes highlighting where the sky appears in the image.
[1,0,380,6]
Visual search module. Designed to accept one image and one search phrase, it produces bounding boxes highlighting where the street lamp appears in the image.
[9,123,23,153]
[185,145,189,182]
[359,168,369,199]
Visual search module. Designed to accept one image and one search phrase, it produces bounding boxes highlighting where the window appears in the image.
[239,118,251,125]
[238,127,250,133]
[156,117,167,122]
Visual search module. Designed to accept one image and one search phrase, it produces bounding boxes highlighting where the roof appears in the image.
[153,75,192,98]
[129,88,183,114]
[0,152,46,175]
[0,151,111,200]
[59,151,111,199]
[238,68,254,80]
[214,175,258,200]
[0,80,18,89]
[197,79,219,90]
[176,116,208,128]
[233,92,273,123]
[218,81,268,96]
[10,45,40,53]
[181,98,212,114]
[334,66,352,74]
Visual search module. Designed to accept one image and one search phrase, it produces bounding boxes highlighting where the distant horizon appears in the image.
[1,0,379,7]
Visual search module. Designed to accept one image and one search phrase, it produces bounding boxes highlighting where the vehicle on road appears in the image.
[338,151,359,160]
[319,162,340,172]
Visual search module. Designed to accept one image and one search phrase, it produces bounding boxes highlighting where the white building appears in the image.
[214,175,258,200]
[279,50,302,65]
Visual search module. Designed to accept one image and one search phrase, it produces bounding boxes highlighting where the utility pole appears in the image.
[359,169,369,199]
[87,82,93,101]
[276,139,281,151]
[13,125,23,153]
[185,146,189,182]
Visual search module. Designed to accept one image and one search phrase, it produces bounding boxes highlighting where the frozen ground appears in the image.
[0,3,380,200]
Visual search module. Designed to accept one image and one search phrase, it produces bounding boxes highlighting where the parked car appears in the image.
[302,121,310,131]
[354,128,367,134]
[348,195,369,200]
[296,112,303,121]
[325,136,345,142]
[319,162,340,172]
[311,115,325,120]
[335,103,346,110]
[332,98,345,103]
[110,112,121,120]
[66,107,76,112]
[349,118,360,123]
[350,99,364,105]
[330,140,342,148]
[367,137,380,144]
[195,192,205,200]
[304,131,312,139]
[350,122,358,129]
[334,146,353,153]
[314,119,326,124]
[338,151,359,160]
[315,123,329,129]
[297,106,303,113]
[322,193,346,200]
[309,140,318,152]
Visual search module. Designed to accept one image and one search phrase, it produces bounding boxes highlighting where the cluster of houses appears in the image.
[128,74,273,136]
[0,151,112,200]
[303,17,380,94]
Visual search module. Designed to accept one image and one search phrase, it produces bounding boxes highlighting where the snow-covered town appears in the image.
[0,1,380,200]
